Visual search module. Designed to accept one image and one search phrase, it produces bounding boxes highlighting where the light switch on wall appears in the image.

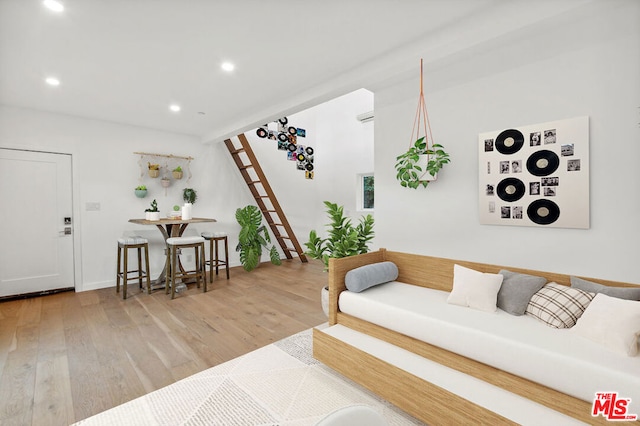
[86,202,101,211]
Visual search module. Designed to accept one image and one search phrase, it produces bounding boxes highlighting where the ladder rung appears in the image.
[256,195,269,198]
[247,181,261,185]
[273,223,284,226]
[279,236,291,240]
[264,210,277,213]
[239,164,254,170]
[231,148,245,154]
[284,247,298,252]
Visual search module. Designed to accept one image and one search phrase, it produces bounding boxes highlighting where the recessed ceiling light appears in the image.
[43,0,64,12]
[169,104,181,112]
[221,62,235,72]
[45,77,60,86]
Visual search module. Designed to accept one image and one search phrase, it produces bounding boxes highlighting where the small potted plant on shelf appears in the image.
[134,185,147,198]
[145,199,160,221]
[183,188,197,204]
[304,201,375,316]
[235,205,281,271]
[172,166,183,179]
[148,162,160,178]
[395,136,450,189]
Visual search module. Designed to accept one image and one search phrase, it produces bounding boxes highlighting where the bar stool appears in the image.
[116,236,151,299]
[165,236,206,299]
[201,232,230,281]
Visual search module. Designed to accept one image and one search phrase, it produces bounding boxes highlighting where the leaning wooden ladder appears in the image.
[224,133,308,263]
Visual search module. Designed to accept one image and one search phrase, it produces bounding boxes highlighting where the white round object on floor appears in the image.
[315,405,388,426]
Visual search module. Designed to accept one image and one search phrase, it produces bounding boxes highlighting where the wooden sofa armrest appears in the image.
[327,249,386,325]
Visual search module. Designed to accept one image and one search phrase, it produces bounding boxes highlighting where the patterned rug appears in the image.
[74,328,424,425]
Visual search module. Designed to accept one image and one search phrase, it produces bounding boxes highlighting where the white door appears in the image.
[0,149,75,297]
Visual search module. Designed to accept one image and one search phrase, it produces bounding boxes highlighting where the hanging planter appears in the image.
[148,162,160,178]
[160,177,171,188]
[134,185,148,198]
[395,59,450,189]
[172,166,183,179]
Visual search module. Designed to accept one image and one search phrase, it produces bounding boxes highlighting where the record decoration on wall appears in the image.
[478,116,589,229]
[527,199,560,225]
[494,129,524,155]
[496,178,525,202]
[526,150,559,176]
[254,117,315,179]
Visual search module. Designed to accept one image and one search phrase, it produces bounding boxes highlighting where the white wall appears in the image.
[247,88,375,255]
[0,105,255,291]
[373,1,640,283]
[0,89,374,291]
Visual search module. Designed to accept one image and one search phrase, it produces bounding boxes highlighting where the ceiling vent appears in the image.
[356,111,374,123]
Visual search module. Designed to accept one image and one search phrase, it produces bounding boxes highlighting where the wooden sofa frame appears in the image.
[312,248,640,425]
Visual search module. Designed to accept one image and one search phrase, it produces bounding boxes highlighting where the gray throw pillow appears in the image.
[497,269,547,316]
[570,276,640,301]
[345,261,399,293]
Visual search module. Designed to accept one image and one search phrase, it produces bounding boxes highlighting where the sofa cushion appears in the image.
[447,264,503,312]
[338,281,640,411]
[345,261,399,293]
[572,293,640,356]
[571,276,640,301]
[525,283,594,328]
[497,269,547,316]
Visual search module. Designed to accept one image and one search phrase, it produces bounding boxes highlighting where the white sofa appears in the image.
[313,249,640,425]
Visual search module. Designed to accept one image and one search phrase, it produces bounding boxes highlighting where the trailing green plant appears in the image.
[183,188,197,204]
[173,166,182,172]
[145,199,159,212]
[395,136,450,189]
[304,201,374,270]
[235,205,281,272]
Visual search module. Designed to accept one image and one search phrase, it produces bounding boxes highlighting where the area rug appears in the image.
[74,327,424,425]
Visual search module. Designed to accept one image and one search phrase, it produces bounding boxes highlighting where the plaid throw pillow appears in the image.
[526,283,595,328]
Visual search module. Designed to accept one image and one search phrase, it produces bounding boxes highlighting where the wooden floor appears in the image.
[0,259,328,426]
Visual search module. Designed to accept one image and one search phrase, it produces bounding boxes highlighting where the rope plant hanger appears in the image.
[395,59,450,189]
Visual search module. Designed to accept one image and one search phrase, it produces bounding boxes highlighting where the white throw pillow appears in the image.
[447,264,503,312]
[571,293,640,357]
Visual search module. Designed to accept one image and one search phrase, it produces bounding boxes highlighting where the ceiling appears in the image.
[0,0,598,142]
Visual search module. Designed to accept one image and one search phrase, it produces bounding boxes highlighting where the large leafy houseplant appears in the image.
[395,136,450,189]
[304,201,374,270]
[235,205,281,272]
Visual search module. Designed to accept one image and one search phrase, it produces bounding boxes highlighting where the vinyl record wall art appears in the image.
[478,116,589,229]
[257,117,314,180]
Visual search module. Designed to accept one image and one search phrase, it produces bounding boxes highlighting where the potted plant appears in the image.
[183,188,197,204]
[172,166,183,179]
[304,201,374,316]
[148,162,160,178]
[235,205,281,271]
[134,185,147,198]
[160,177,171,188]
[395,136,450,189]
[145,199,160,221]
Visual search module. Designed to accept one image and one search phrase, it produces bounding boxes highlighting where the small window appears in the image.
[357,173,374,211]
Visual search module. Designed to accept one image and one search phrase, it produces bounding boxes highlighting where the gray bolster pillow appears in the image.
[345,261,399,293]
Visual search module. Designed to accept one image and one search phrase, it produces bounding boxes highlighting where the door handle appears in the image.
[59,227,72,236]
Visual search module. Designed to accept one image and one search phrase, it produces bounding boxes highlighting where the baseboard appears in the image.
[79,280,114,292]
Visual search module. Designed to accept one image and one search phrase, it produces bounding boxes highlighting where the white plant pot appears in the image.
[416,154,437,181]
[146,211,160,221]
[321,286,329,317]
